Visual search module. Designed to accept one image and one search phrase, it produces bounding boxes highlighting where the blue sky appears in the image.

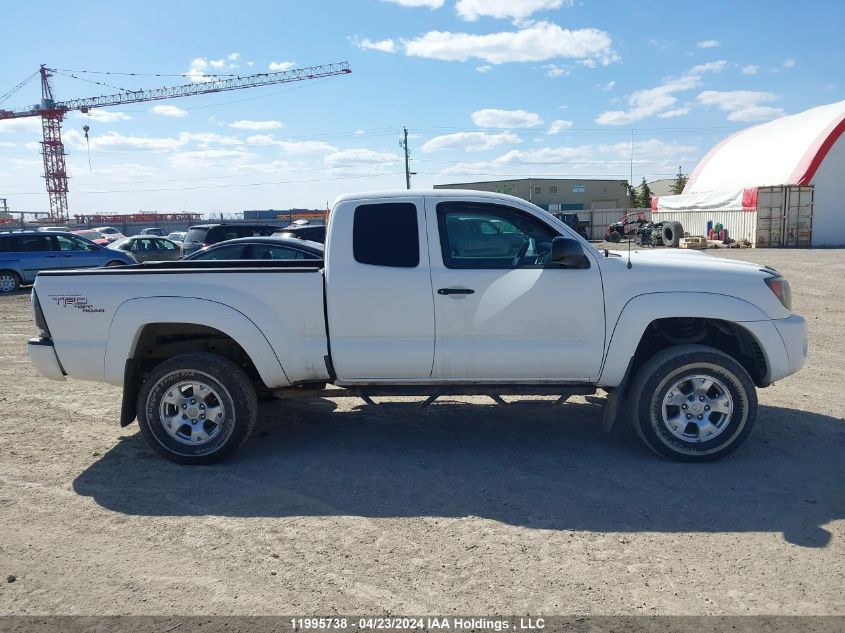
[1,0,842,213]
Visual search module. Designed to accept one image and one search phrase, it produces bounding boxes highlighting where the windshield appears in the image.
[184,228,208,243]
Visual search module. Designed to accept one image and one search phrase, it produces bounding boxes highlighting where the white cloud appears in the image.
[168,148,257,172]
[356,38,398,53]
[209,59,226,70]
[228,52,240,61]
[276,140,338,154]
[0,141,14,147]
[543,64,569,77]
[696,40,721,49]
[547,119,573,134]
[437,138,698,180]
[74,110,131,123]
[782,58,796,69]
[696,90,784,121]
[595,60,727,125]
[0,118,43,133]
[404,21,618,66]
[268,61,297,71]
[186,57,214,83]
[150,105,188,118]
[741,65,759,75]
[381,0,444,7]
[421,131,521,153]
[600,80,616,91]
[472,108,543,128]
[455,0,571,22]
[476,65,493,73]
[324,148,401,175]
[229,120,284,130]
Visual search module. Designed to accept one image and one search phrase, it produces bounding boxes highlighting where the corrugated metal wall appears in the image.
[654,209,757,243]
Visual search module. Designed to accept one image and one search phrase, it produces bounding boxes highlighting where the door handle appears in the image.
[437,287,475,295]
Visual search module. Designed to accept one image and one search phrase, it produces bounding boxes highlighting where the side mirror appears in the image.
[551,236,587,268]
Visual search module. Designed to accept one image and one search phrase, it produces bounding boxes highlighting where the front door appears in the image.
[427,199,605,381]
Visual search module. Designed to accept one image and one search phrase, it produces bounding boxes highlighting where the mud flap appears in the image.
[602,367,633,438]
[120,358,140,427]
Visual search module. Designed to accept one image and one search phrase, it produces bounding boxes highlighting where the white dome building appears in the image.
[654,100,845,246]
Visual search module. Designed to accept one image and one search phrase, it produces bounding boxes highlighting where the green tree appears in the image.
[670,165,688,195]
[640,177,653,209]
[626,182,640,208]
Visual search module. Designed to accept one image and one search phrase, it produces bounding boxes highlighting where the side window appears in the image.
[0,236,9,252]
[55,235,87,251]
[17,235,54,252]
[195,244,245,260]
[353,203,419,268]
[248,244,302,260]
[437,202,561,270]
[157,240,177,250]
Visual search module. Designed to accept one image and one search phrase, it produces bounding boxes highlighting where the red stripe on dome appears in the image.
[789,114,845,185]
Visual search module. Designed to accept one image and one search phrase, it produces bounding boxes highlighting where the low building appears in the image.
[434,178,628,212]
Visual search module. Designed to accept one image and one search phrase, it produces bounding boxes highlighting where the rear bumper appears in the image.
[27,337,66,381]
[772,314,808,380]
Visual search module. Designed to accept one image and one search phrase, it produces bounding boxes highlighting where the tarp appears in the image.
[654,188,757,213]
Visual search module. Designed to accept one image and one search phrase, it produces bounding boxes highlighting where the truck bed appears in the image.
[33,260,330,388]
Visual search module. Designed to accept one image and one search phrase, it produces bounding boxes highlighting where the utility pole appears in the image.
[401,126,413,189]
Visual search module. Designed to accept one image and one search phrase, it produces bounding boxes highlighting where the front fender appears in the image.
[597,292,777,387]
[104,296,290,388]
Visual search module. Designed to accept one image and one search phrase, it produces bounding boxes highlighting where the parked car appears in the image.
[167,231,186,244]
[180,223,284,257]
[35,226,68,233]
[140,227,167,237]
[0,231,135,292]
[72,229,110,247]
[28,190,807,465]
[273,224,326,243]
[108,236,181,263]
[184,236,323,261]
[92,226,125,242]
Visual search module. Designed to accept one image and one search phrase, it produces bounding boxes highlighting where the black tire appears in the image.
[629,344,757,462]
[0,270,21,294]
[608,230,622,243]
[137,352,258,464]
[661,221,683,247]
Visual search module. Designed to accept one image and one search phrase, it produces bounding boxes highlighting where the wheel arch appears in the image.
[106,297,290,425]
[599,292,782,389]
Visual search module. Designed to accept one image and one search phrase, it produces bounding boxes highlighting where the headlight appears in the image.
[765,276,792,310]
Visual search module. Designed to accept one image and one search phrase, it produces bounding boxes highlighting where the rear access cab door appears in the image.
[325,196,435,380]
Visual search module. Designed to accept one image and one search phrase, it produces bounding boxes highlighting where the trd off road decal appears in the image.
[49,295,105,313]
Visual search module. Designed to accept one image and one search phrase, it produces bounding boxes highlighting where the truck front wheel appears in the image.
[137,352,257,464]
[629,345,757,462]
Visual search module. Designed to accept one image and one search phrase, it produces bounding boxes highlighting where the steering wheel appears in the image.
[511,239,530,268]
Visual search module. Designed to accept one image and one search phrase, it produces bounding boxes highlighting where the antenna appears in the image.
[627,130,633,269]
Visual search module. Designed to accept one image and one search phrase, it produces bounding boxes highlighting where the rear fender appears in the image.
[105,296,290,389]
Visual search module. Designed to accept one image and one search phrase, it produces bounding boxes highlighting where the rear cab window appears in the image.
[353,203,419,268]
[184,228,209,243]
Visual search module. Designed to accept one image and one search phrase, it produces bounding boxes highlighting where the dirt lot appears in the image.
[0,248,843,616]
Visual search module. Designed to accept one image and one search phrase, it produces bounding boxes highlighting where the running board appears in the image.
[273,384,597,408]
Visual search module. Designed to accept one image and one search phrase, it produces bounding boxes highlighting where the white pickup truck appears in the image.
[28,190,807,464]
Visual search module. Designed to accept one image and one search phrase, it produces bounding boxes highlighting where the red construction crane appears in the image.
[0,62,351,220]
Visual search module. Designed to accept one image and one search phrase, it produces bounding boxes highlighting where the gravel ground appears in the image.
[0,248,842,616]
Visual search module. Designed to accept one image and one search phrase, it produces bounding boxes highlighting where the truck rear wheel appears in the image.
[629,344,756,462]
[137,352,257,464]
[608,230,622,243]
